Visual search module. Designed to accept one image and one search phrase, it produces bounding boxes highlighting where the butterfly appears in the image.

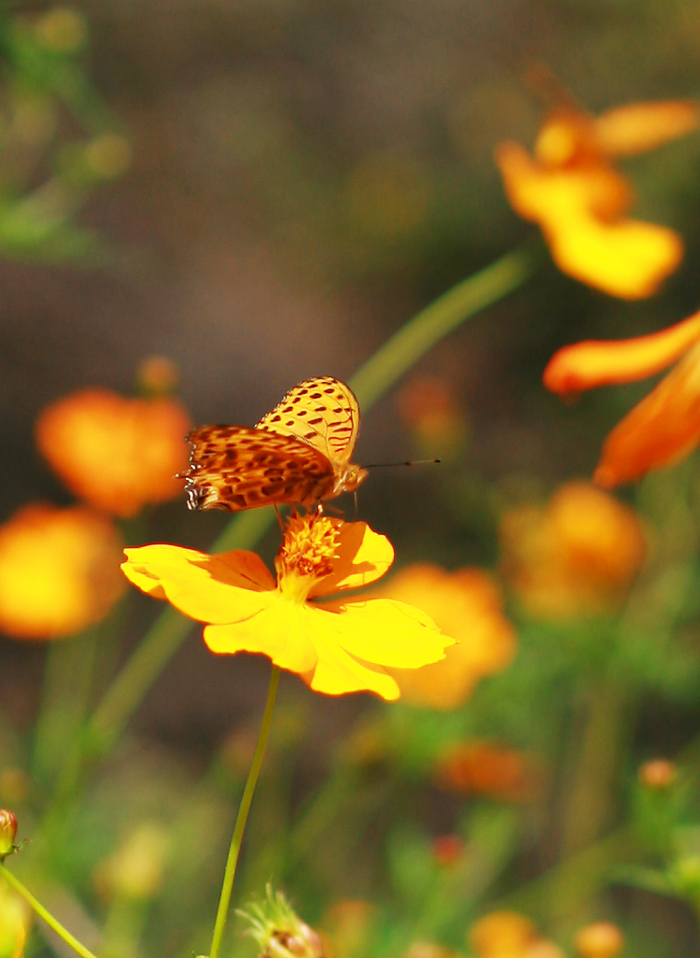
[182,377,368,512]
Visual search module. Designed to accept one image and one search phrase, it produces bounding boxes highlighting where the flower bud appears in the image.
[574,922,624,958]
[432,835,465,868]
[239,886,324,958]
[639,759,676,789]
[0,810,17,858]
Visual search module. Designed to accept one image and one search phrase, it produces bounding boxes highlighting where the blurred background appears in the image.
[2,2,700,957]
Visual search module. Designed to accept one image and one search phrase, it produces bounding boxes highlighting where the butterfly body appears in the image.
[183,377,368,512]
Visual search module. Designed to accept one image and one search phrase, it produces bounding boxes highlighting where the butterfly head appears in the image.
[335,463,369,496]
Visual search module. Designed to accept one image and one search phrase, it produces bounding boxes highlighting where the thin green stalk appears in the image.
[0,864,98,958]
[32,625,99,790]
[85,242,537,756]
[209,665,280,958]
[349,242,537,409]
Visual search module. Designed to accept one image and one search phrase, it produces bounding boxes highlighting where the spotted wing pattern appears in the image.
[183,425,336,512]
[257,377,360,467]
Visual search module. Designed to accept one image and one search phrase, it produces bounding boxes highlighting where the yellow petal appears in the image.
[594,100,700,156]
[544,309,700,395]
[316,597,453,667]
[310,521,394,598]
[305,634,400,700]
[594,342,700,487]
[121,544,275,622]
[546,215,683,300]
[203,601,318,673]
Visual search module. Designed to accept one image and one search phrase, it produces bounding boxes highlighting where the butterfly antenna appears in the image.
[363,459,442,468]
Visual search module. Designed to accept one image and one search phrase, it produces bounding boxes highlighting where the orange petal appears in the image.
[545,214,683,300]
[495,142,630,223]
[594,342,700,487]
[309,521,394,598]
[595,100,700,157]
[544,309,700,395]
[121,544,275,622]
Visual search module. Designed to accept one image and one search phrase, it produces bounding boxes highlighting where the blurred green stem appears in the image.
[559,678,625,860]
[32,625,100,792]
[209,665,280,958]
[85,241,537,755]
[0,864,98,958]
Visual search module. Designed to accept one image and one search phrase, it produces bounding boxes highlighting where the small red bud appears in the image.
[0,809,17,858]
[433,835,465,868]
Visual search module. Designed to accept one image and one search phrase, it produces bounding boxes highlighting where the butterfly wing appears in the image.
[183,425,336,512]
[257,377,360,468]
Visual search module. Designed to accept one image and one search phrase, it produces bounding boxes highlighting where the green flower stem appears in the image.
[32,624,100,791]
[209,664,281,958]
[348,242,537,409]
[85,242,537,756]
[0,863,98,958]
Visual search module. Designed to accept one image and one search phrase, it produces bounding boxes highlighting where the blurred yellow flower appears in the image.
[434,741,542,803]
[122,514,454,700]
[469,912,537,957]
[495,99,699,298]
[94,823,170,902]
[544,309,700,487]
[84,132,132,180]
[574,923,624,958]
[34,6,88,53]
[500,482,646,619]
[36,387,191,517]
[0,876,29,958]
[0,504,126,640]
[374,565,516,709]
[469,912,564,958]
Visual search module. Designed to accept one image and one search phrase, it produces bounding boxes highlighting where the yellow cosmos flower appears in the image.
[495,98,699,299]
[122,514,454,700]
[544,309,700,487]
[0,504,126,640]
[36,387,191,518]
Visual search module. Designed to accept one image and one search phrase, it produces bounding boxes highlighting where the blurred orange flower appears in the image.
[396,376,469,462]
[0,504,125,640]
[500,482,646,619]
[122,514,454,700]
[544,309,700,487]
[495,99,698,298]
[469,911,564,958]
[434,741,542,802]
[322,901,376,958]
[36,387,191,517]
[374,564,516,710]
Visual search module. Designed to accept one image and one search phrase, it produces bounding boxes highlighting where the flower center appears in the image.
[275,514,340,602]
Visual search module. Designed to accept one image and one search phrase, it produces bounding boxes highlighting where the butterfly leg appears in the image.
[274,504,285,531]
